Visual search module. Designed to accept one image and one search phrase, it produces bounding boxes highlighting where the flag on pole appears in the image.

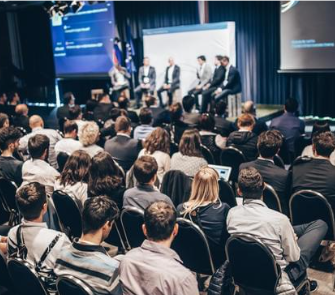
[113,37,123,65]
[125,23,136,73]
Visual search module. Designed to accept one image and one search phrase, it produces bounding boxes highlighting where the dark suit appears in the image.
[13,115,30,132]
[158,65,181,107]
[93,103,114,122]
[135,66,156,108]
[215,66,242,102]
[56,105,70,120]
[149,106,170,127]
[104,134,141,172]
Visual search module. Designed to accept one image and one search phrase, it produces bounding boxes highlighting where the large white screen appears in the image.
[143,22,236,98]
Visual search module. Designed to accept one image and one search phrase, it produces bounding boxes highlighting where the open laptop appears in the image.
[208,164,232,182]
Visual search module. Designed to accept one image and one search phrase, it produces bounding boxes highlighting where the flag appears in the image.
[113,37,123,65]
[125,23,136,73]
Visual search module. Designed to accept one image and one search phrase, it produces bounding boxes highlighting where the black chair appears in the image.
[7,258,49,295]
[105,218,128,253]
[226,235,310,295]
[57,275,94,295]
[263,184,282,213]
[218,179,237,208]
[171,218,215,275]
[52,190,82,239]
[120,207,145,249]
[57,152,69,173]
[294,134,311,159]
[0,249,13,290]
[170,141,179,156]
[220,147,246,182]
[201,144,215,164]
[0,178,20,226]
[273,154,285,169]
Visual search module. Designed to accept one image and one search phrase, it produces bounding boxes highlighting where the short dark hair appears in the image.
[0,113,9,128]
[144,96,156,107]
[257,130,283,158]
[118,96,129,109]
[63,92,73,105]
[285,98,299,113]
[238,167,264,200]
[109,108,122,122]
[199,113,215,131]
[312,131,335,158]
[139,108,153,125]
[197,55,206,62]
[215,55,224,61]
[215,100,227,116]
[16,182,47,220]
[182,95,195,113]
[0,126,22,151]
[68,105,82,120]
[82,196,119,235]
[115,116,131,132]
[144,201,177,242]
[63,120,78,134]
[133,156,158,184]
[169,102,183,122]
[222,56,230,63]
[97,93,108,102]
[28,134,49,159]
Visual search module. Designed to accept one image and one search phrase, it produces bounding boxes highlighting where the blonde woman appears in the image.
[78,121,103,157]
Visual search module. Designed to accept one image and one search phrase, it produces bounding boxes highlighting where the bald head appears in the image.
[29,115,44,129]
[15,104,29,116]
[243,100,255,115]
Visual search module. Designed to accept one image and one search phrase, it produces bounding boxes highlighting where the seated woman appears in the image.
[78,121,103,158]
[88,151,125,209]
[138,127,171,183]
[54,150,91,210]
[177,167,230,267]
[171,129,207,177]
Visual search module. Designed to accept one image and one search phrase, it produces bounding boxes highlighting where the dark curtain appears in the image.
[208,1,335,117]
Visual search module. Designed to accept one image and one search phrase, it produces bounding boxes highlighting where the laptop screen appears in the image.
[208,165,232,182]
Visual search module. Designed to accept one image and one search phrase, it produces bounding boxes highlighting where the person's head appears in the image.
[143,56,150,67]
[15,104,29,117]
[109,108,122,122]
[16,182,47,221]
[169,102,183,122]
[82,196,119,242]
[29,115,44,130]
[243,100,256,115]
[118,96,129,110]
[284,98,299,113]
[179,129,202,157]
[197,55,206,65]
[222,56,230,67]
[144,127,170,154]
[143,201,178,243]
[139,107,153,125]
[85,99,98,113]
[257,130,283,159]
[79,121,99,147]
[312,121,330,137]
[215,100,227,116]
[0,93,7,104]
[168,57,175,66]
[133,156,158,185]
[63,92,75,106]
[182,167,220,216]
[237,113,255,131]
[115,115,131,134]
[28,134,49,160]
[144,95,157,108]
[8,92,20,105]
[0,113,9,128]
[59,150,91,186]
[182,95,195,113]
[238,167,264,200]
[0,126,22,153]
[63,120,78,138]
[214,55,224,66]
[312,131,335,158]
[97,93,111,104]
[68,105,82,120]
[199,113,215,131]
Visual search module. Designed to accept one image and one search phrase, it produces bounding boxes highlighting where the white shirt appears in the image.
[54,180,88,209]
[167,65,175,84]
[79,144,103,158]
[223,64,231,87]
[199,63,206,77]
[54,138,82,156]
[143,66,150,77]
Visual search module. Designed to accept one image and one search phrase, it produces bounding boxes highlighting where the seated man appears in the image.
[133,108,155,141]
[54,120,82,156]
[68,105,86,134]
[214,100,234,137]
[123,156,173,210]
[182,95,200,127]
[54,196,121,294]
[93,93,114,122]
[13,104,30,132]
[144,95,169,127]
[120,201,199,295]
[240,130,290,214]
[7,182,70,271]
[118,96,139,124]
[57,92,75,121]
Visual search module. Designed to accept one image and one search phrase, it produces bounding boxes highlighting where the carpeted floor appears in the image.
[308,268,334,295]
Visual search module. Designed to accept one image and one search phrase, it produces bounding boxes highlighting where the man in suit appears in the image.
[93,93,114,122]
[214,100,234,137]
[104,116,141,172]
[157,57,181,108]
[134,57,156,109]
[56,92,75,120]
[213,56,242,103]
[201,55,225,113]
[240,130,290,214]
[13,104,30,132]
[188,55,212,110]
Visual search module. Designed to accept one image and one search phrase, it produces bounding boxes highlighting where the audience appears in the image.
[228,167,327,291]
[214,100,233,137]
[168,102,189,143]
[171,129,207,177]
[57,92,75,120]
[0,113,10,129]
[123,156,173,210]
[134,107,155,140]
[68,104,86,134]
[144,95,169,127]
[78,121,103,157]
[118,96,139,124]
[182,95,200,127]
[7,92,20,106]
[54,196,121,294]
[54,150,91,210]
[54,120,82,156]
[119,201,199,295]
[13,104,30,132]
[93,93,114,122]
[0,93,7,105]
[227,113,258,161]
[83,98,98,121]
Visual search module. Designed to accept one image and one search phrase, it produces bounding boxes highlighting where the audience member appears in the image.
[123,156,173,210]
[54,196,121,294]
[57,92,75,120]
[100,108,122,139]
[171,129,207,177]
[104,116,141,172]
[83,99,98,121]
[13,104,30,132]
[228,167,327,290]
[93,93,114,122]
[78,121,103,157]
[0,113,9,129]
[118,96,139,124]
[54,120,82,156]
[214,100,234,137]
[54,150,91,210]
[134,107,155,141]
[144,95,169,127]
[168,102,189,143]
[227,113,258,161]
[0,126,23,186]
[120,201,199,295]
[0,93,7,105]
[138,127,171,182]
[7,92,20,106]
[182,95,200,127]
[19,115,62,169]
[68,105,86,134]
[88,151,125,210]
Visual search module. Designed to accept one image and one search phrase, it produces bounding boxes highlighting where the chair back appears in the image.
[172,218,215,275]
[52,190,82,239]
[226,235,280,294]
[57,152,69,173]
[0,249,12,289]
[0,178,19,226]
[218,180,237,208]
[170,141,179,156]
[273,154,285,169]
[294,134,311,159]
[201,144,215,164]
[263,184,282,213]
[120,207,145,249]
[57,275,94,295]
[290,190,335,241]
[220,147,246,182]
[105,218,128,252]
[7,258,48,295]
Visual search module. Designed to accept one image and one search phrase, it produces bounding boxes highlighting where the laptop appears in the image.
[208,164,232,182]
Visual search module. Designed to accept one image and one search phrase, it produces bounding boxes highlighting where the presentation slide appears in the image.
[280,1,335,71]
[51,2,115,77]
[143,22,236,97]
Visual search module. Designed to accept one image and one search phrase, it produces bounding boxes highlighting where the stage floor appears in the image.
[227,104,283,122]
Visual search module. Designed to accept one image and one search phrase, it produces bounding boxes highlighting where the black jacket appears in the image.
[227,131,258,161]
[215,116,234,137]
[210,65,225,88]
[208,261,234,295]
[220,66,242,94]
[93,103,114,122]
[164,65,180,89]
